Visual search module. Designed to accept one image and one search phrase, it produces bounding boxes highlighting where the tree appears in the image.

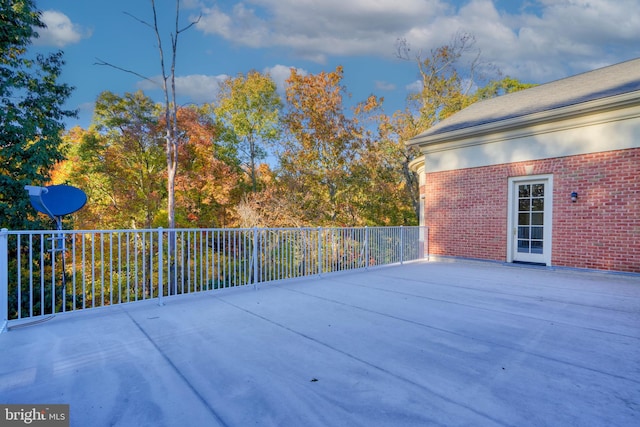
[235,164,307,228]
[391,34,486,220]
[215,71,282,192]
[148,0,197,230]
[0,0,75,229]
[280,66,365,225]
[60,101,243,229]
[350,99,419,225]
[96,0,200,229]
[172,105,242,227]
[53,126,108,229]
[372,110,423,222]
[59,91,165,229]
[394,33,535,220]
[396,32,489,130]
[271,67,418,227]
[472,76,537,101]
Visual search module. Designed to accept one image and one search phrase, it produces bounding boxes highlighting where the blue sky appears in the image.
[32,0,640,129]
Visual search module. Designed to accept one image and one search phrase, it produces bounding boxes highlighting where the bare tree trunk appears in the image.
[94,1,200,295]
[151,0,176,228]
[150,0,199,294]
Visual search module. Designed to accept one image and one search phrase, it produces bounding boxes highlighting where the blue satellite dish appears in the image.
[25,184,87,217]
[40,185,87,216]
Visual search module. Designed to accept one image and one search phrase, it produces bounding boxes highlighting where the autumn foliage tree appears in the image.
[60,91,165,229]
[172,106,242,227]
[59,99,244,229]
[350,99,419,225]
[278,66,365,225]
[215,71,281,192]
[392,33,536,219]
[396,33,487,128]
[267,66,415,227]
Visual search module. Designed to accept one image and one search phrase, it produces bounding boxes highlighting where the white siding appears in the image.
[422,103,640,173]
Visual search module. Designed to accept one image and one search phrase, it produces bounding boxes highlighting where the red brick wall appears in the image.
[423,148,640,273]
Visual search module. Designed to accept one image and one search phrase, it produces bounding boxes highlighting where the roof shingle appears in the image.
[412,58,640,140]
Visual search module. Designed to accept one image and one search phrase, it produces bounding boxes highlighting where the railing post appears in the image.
[157,227,164,306]
[364,226,369,270]
[317,226,322,277]
[400,226,404,265]
[253,227,259,289]
[1,229,9,332]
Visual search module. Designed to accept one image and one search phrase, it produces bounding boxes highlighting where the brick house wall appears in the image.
[423,148,640,273]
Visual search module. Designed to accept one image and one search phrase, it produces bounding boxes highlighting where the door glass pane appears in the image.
[518,213,530,225]
[531,227,544,239]
[519,199,530,211]
[518,227,529,239]
[519,185,530,198]
[532,198,544,211]
[531,241,543,254]
[518,240,530,253]
[532,213,544,225]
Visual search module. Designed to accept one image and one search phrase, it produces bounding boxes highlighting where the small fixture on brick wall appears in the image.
[571,191,578,203]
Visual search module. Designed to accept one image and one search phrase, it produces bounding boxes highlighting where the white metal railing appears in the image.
[0,226,428,330]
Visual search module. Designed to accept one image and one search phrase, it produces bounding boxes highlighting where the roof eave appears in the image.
[406,90,640,150]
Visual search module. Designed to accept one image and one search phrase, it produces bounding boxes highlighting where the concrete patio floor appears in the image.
[1,260,639,426]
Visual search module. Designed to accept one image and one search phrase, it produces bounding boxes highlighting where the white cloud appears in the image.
[375,81,397,91]
[196,4,270,48]
[137,68,309,105]
[193,0,640,83]
[405,80,422,93]
[437,0,640,81]
[77,101,95,114]
[137,74,229,104]
[196,0,447,63]
[33,10,91,47]
[263,64,308,95]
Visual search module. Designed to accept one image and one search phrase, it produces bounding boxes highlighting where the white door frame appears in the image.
[507,174,553,265]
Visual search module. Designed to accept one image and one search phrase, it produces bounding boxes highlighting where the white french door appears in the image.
[508,176,553,265]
